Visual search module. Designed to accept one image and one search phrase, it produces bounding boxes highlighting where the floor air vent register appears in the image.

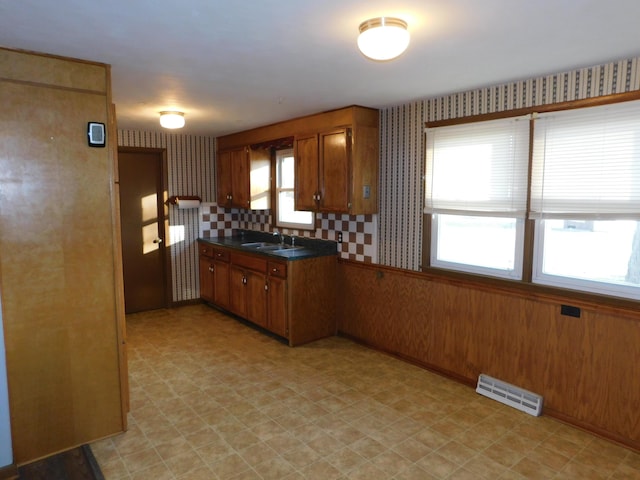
[476,374,543,416]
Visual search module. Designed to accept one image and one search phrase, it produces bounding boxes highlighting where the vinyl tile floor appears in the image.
[91,304,640,479]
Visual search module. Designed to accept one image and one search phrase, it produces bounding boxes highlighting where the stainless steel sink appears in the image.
[241,241,273,248]
[241,242,304,251]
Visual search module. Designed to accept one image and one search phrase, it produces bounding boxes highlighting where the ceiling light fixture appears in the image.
[357,17,410,61]
[159,111,185,129]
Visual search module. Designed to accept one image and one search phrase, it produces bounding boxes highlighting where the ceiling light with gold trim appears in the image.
[357,17,410,61]
[159,111,185,129]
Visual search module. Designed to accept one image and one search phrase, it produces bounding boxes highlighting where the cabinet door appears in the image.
[319,128,350,213]
[294,134,319,211]
[199,256,215,302]
[268,276,287,338]
[245,270,268,329]
[216,149,232,206]
[230,147,250,208]
[229,265,247,317]
[213,260,230,309]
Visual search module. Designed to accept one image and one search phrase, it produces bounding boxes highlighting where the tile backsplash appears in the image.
[199,203,378,263]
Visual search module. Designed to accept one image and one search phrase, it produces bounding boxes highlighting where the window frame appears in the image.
[274,148,315,231]
[421,91,640,305]
[424,115,530,280]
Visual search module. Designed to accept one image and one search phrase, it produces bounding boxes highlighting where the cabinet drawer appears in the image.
[199,244,214,257]
[231,252,267,273]
[212,248,229,262]
[268,261,287,278]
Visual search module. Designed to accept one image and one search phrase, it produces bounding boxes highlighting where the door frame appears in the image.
[117,146,173,309]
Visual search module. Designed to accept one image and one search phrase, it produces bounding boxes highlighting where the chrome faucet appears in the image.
[273,230,284,245]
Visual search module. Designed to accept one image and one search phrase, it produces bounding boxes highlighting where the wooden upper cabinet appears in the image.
[216,146,270,210]
[217,105,379,215]
[319,128,351,213]
[294,133,320,212]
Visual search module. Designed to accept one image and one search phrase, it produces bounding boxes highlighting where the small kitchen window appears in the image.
[275,148,314,230]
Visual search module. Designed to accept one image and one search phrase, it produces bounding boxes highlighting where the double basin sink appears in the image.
[241,241,305,255]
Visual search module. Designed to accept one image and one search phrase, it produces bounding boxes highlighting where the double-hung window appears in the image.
[425,117,530,279]
[530,100,640,299]
[275,148,314,230]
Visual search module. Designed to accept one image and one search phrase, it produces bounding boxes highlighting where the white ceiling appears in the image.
[1,1,639,137]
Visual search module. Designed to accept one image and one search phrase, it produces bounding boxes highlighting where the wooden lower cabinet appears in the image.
[199,244,230,308]
[229,264,268,329]
[199,255,215,303]
[213,260,230,308]
[267,261,288,338]
[198,241,336,345]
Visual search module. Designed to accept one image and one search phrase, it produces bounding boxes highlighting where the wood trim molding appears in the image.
[0,464,18,480]
[425,90,640,128]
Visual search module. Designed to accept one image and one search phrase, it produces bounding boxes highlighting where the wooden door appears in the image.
[216,149,232,206]
[294,134,319,211]
[268,276,287,338]
[118,148,170,313]
[230,147,250,208]
[319,128,350,213]
[213,260,230,308]
[246,270,268,328]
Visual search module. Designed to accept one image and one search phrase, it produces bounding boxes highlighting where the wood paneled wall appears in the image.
[337,260,640,450]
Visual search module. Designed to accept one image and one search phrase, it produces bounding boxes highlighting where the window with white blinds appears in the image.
[425,116,530,218]
[530,100,640,299]
[531,100,640,219]
[425,116,529,279]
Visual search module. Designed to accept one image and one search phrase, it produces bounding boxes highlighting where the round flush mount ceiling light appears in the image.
[159,111,185,129]
[357,17,410,61]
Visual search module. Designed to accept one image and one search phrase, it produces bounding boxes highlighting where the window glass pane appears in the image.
[279,155,295,189]
[425,116,529,216]
[278,191,313,225]
[535,219,640,295]
[275,148,314,230]
[432,214,522,278]
[531,100,640,218]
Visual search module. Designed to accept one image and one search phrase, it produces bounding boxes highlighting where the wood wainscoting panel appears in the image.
[336,260,640,450]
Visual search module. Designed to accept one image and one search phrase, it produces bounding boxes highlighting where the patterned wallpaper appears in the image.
[378,57,640,271]
[117,130,215,302]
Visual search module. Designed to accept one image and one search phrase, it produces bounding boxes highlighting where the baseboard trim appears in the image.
[171,299,202,308]
[0,463,18,480]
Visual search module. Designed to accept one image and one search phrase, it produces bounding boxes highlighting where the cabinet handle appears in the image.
[242,276,247,285]
[272,268,278,273]
[209,266,214,273]
[264,283,268,291]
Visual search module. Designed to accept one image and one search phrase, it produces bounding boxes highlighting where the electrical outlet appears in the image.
[338,232,343,243]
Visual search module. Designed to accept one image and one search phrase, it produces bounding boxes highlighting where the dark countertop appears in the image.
[198,229,338,261]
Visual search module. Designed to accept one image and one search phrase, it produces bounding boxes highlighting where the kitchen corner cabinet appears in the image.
[198,241,336,346]
[216,146,270,210]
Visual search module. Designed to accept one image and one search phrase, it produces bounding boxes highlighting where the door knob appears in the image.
[153,237,163,244]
